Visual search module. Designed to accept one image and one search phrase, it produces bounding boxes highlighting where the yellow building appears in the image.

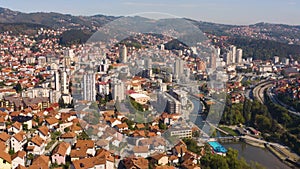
[0,152,12,169]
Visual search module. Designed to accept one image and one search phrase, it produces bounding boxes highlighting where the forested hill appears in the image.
[1,7,300,60]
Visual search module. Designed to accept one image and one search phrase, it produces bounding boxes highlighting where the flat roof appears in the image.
[129,93,150,99]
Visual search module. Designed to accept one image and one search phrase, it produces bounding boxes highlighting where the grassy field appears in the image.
[219,126,239,136]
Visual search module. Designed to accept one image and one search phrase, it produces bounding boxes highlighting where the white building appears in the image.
[229,45,236,64]
[111,79,125,101]
[236,49,243,64]
[82,71,96,101]
[174,58,184,80]
[119,44,128,63]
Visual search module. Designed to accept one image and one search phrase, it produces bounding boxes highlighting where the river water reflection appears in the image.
[223,142,290,169]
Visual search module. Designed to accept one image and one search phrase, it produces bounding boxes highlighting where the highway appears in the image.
[252,80,274,104]
[252,80,300,116]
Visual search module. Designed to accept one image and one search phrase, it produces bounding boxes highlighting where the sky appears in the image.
[0,0,299,25]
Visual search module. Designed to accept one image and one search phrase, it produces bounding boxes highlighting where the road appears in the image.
[252,80,300,116]
[252,80,274,104]
[267,88,300,116]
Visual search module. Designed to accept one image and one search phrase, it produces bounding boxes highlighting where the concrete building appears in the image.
[62,71,68,94]
[229,45,236,64]
[169,127,192,139]
[82,71,96,101]
[162,92,181,114]
[274,56,280,64]
[37,56,47,66]
[236,48,243,64]
[174,58,184,80]
[119,44,128,63]
[111,79,125,101]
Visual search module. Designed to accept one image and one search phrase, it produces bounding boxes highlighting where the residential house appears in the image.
[150,153,168,166]
[9,121,22,134]
[115,123,128,132]
[0,117,6,131]
[0,151,11,169]
[59,132,77,146]
[71,156,113,169]
[75,140,96,156]
[133,146,149,158]
[11,131,27,152]
[27,135,46,155]
[0,132,10,152]
[52,142,71,165]
[11,151,26,169]
[45,117,59,130]
[29,155,50,169]
[154,166,175,169]
[121,157,149,169]
[95,139,109,150]
[37,126,50,140]
[172,140,188,158]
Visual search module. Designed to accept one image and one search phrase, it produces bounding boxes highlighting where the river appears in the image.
[188,95,290,169]
[223,143,290,169]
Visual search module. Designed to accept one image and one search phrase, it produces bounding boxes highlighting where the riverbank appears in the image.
[241,138,299,168]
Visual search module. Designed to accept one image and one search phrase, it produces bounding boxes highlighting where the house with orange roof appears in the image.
[11,131,27,152]
[121,157,149,169]
[27,135,46,155]
[150,153,168,166]
[154,166,175,169]
[11,151,26,169]
[0,132,10,152]
[75,140,96,156]
[71,155,113,169]
[133,146,149,158]
[37,126,50,141]
[8,121,22,134]
[181,159,201,169]
[45,117,59,129]
[115,123,128,132]
[70,124,83,135]
[172,140,188,158]
[28,155,50,169]
[59,132,77,146]
[0,151,11,169]
[52,142,71,165]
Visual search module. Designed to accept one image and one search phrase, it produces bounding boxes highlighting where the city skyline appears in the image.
[0,0,299,25]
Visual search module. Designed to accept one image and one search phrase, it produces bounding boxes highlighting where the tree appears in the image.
[15,83,22,93]
[255,115,271,132]
[58,97,65,108]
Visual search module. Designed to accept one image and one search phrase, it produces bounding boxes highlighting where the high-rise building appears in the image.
[236,49,243,64]
[82,71,96,101]
[284,58,290,65]
[55,70,60,92]
[111,79,125,101]
[274,56,280,64]
[174,58,184,80]
[144,58,153,78]
[164,92,181,114]
[216,47,221,57]
[225,52,232,65]
[229,45,236,64]
[62,71,68,94]
[210,52,217,69]
[119,44,128,63]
